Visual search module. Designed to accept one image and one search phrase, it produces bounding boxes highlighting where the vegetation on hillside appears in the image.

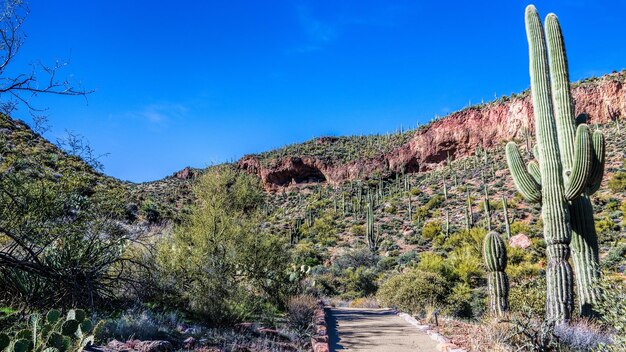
[1,3,625,349]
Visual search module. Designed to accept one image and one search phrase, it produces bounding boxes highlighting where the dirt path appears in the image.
[327,307,440,352]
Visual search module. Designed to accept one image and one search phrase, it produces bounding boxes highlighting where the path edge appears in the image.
[311,300,330,352]
[396,312,467,352]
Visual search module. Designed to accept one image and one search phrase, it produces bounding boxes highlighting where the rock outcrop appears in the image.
[238,73,625,191]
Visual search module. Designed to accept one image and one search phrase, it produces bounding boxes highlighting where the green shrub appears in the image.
[448,246,483,286]
[508,277,546,316]
[595,275,626,351]
[445,283,474,318]
[338,267,379,299]
[140,200,161,223]
[608,171,626,193]
[377,269,449,315]
[351,224,365,236]
[0,138,133,308]
[595,216,617,240]
[377,256,397,271]
[416,252,452,279]
[510,221,531,236]
[421,220,442,240]
[156,167,293,324]
[292,241,323,267]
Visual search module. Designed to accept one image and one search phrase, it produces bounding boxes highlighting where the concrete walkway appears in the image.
[327,307,440,352]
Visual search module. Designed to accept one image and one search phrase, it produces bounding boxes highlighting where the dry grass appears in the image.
[286,295,318,336]
[349,297,380,308]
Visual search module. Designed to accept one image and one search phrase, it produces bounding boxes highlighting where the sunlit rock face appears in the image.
[238,73,626,191]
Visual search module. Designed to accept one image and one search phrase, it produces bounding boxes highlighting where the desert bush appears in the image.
[0,138,137,308]
[350,297,379,308]
[602,244,626,270]
[595,216,618,242]
[140,199,161,223]
[416,251,453,279]
[376,256,397,271]
[155,166,293,324]
[595,275,626,351]
[421,220,442,240]
[553,320,612,351]
[608,171,626,192]
[292,241,323,267]
[442,228,485,255]
[445,283,473,318]
[377,269,449,315]
[396,250,418,266]
[448,246,483,286]
[341,267,378,299]
[508,277,546,317]
[286,295,317,336]
[96,308,182,341]
[332,248,378,271]
[510,220,531,235]
[507,310,563,351]
[350,224,365,236]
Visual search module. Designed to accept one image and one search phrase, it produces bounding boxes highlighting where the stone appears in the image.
[509,233,532,249]
[135,341,173,352]
[312,341,330,352]
[183,337,196,349]
[437,342,460,352]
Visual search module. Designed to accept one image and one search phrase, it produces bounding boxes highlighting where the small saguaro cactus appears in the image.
[483,231,509,316]
[505,5,602,322]
[366,192,378,252]
[502,196,511,240]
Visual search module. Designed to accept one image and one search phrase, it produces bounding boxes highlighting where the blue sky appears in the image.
[11,0,626,182]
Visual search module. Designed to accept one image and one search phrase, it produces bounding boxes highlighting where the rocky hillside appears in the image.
[0,113,123,191]
[2,71,624,227]
[238,71,626,191]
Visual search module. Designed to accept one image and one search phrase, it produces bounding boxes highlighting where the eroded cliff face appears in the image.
[238,73,626,191]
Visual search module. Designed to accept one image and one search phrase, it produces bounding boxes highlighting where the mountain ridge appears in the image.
[237,71,626,191]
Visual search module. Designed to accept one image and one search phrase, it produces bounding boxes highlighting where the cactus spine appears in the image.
[483,231,509,316]
[506,5,598,322]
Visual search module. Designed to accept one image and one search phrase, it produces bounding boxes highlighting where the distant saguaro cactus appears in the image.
[502,196,511,240]
[483,231,509,316]
[366,192,378,252]
[505,5,603,322]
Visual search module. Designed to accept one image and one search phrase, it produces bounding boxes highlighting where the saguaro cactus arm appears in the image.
[506,142,542,203]
[564,124,592,200]
[527,160,541,185]
[588,131,605,194]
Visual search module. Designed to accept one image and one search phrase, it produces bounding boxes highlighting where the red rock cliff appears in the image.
[238,73,625,191]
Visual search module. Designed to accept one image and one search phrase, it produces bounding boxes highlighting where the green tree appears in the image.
[156,166,292,324]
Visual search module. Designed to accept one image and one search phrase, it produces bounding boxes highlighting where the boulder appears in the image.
[509,233,532,249]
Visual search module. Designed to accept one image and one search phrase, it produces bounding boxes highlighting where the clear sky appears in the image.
[11,0,626,182]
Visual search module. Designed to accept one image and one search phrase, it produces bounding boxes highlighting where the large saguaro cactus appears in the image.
[505,5,600,322]
[483,231,509,316]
